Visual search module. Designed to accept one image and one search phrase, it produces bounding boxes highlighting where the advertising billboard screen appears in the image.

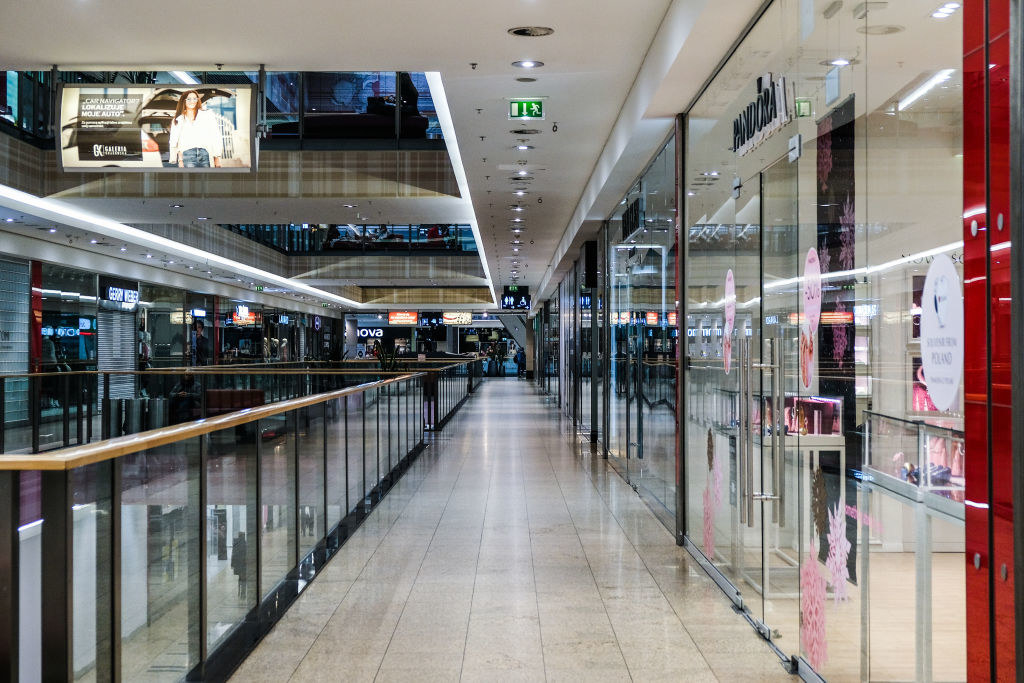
[58,84,256,172]
[388,311,418,326]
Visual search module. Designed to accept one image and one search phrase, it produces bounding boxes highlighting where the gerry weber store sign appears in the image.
[732,74,791,156]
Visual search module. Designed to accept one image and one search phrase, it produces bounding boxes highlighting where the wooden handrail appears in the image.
[0,373,425,472]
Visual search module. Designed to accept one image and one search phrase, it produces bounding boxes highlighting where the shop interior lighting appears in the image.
[898,69,955,110]
[0,183,363,308]
[170,71,200,85]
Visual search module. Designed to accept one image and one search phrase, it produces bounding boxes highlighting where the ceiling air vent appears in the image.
[508,26,555,37]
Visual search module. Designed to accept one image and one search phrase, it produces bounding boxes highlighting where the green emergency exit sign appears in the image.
[509,100,544,120]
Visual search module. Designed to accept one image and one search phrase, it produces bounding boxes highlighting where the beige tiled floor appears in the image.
[230,379,789,682]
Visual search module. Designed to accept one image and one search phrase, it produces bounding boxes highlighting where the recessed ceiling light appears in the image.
[197,216,210,221]
[145,253,152,258]
[508,26,554,37]
[170,203,183,208]
[830,58,850,67]
[49,228,56,233]
[168,261,175,265]
[90,239,97,244]
[516,144,533,151]
[514,190,527,196]
[4,218,13,223]
[343,203,357,208]
[517,170,528,176]
[512,60,544,69]
[120,246,127,252]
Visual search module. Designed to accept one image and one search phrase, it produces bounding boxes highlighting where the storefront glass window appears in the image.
[683,1,965,678]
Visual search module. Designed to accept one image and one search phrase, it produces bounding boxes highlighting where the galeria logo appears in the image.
[92,144,128,158]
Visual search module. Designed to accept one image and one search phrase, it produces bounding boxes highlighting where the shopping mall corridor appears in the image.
[230,378,788,682]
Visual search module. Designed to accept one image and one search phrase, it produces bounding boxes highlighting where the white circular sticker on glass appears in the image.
[724,270,735,374]
[800,248,821,388]
[919,254,963,412]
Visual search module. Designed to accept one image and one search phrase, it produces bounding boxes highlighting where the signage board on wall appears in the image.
[645,312,659,326]
[732,74,791,157]
[58,84,257,172]
[357,328,384,338]
[388,311,418,326]
[99,276,139,305]
[443,311,472,325]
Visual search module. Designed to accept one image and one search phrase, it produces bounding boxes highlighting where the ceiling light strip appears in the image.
[0,183,362,308]
[424,71,497,306]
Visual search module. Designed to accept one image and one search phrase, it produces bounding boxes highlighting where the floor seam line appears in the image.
[459,440,494,682]
[373,418,475,681]
[542,423,633,681]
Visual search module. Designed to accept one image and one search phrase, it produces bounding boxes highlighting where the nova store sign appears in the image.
[732,74,791,157]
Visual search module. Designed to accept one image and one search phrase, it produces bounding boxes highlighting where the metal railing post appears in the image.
[40,469,71,681]
[0,471,19,681]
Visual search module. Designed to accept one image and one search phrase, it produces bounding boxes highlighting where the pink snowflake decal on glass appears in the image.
[839,194,855,270]
[825,503,851,604]
[832,302,849,367]
[702,451,722,558]
[800,548,828,670]
[817,117,833,192]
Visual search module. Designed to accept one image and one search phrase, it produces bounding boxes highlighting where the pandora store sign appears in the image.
[732,74,791,156]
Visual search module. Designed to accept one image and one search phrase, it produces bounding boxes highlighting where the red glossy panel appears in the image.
[986,30,1015,680]
[962,32,991,678]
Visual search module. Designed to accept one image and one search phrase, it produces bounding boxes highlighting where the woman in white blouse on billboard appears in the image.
[168,90,223,168]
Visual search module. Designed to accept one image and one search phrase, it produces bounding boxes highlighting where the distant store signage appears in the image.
[443,311,473,325]
[732,74,791,156]
[420,311,445,327]
[388,311,418,326]
[621,199,643,241]
[99,276,139,304]
[58,84,257,172]
[509,99,545,120]
[232,305,256,326]
[313,316,322,331]
[278,314,289,325]
[668,312,677,326]
[645,312,659,326]
[357,328,384,338]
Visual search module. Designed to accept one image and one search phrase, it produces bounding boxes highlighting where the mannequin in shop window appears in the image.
[912,362,937,412]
